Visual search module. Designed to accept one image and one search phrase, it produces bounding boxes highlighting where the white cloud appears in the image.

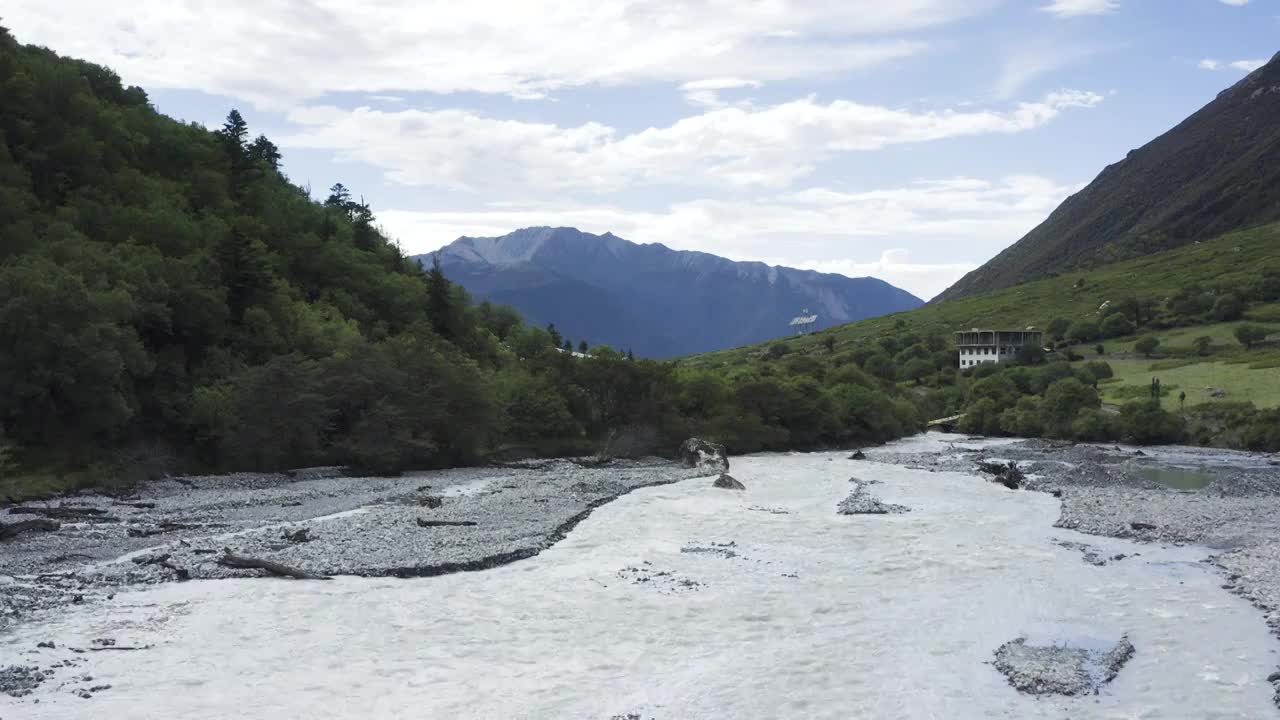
[1039,0,1119,18]
[995,43,1097,99]
[1230,59,1267,72]
[680,78,763,108]
[376,175,1080,299]
[282,91,1102,193]
[1218,0,1249,6]
[1199,58,1267,72]
[2,1,996,108]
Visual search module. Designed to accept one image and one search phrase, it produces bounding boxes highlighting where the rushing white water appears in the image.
[4,436,1278,719]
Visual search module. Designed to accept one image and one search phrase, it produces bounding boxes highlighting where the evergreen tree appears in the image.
[219,109,249,151]
[578,340,589,354]
[547,323,562,347]
[325,183,352,209]
[426,254,453,340]
[248,134,281,170]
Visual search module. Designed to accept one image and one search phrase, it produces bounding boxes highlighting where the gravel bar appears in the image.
[0,458,706,632]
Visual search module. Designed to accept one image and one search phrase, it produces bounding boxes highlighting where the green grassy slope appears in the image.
[681,221,1280,370]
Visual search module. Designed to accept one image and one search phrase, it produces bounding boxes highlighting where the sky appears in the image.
[3,1,1276,299]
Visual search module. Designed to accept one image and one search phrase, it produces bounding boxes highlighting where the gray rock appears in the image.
[992,635,1135,696]
[713,473,745,491]
[0,665,46,698]
[837,480,909,515]
[679,438,729,473]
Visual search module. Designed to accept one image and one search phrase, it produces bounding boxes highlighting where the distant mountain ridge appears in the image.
[416,227,922,357]
[937,51,1280,302]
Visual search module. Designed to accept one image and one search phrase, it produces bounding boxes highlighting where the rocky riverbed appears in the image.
[0,458,707,633]
[3,435,1280,717]
[866,434,1280,706]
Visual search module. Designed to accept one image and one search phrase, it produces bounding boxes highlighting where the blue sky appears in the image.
[5,0,1276,298]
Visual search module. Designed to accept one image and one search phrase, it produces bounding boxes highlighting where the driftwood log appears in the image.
[416,519,478,527]
[9,506,108,519]
[217,549,331,580]
[0,518,60,541]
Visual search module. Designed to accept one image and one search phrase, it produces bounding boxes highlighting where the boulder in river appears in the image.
[680,438,729,473]
[992,635,1135,696]
[837,480,909,515]
[712,473,745,491]
[976,460,1024,490]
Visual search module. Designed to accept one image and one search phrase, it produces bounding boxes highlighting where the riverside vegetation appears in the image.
[0,27,923,501]
[684,222,1280,453]
[1,26,1277,505]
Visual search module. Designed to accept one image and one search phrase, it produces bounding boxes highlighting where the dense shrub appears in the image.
[1119,400,1184,445]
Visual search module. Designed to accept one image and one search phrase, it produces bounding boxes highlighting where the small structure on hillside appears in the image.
[955,328,1043,368]
[789,310,818,335]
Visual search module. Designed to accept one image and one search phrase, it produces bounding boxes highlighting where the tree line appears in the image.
[0,27,927,498]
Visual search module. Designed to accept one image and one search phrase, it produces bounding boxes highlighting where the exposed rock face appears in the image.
[837,480,909,515]
[992,635,1135,696]
[712,473,745,491]
[680,438,729,473]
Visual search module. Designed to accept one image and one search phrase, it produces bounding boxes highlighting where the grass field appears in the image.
[1099,358,1280,410]
[680,222,1280,369]
[1072,319,1280,357]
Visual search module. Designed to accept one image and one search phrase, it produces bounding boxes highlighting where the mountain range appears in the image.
[938,51,1280,301]
[415,228,922,357]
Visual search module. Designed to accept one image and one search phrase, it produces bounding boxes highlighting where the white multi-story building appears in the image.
[955,329,1043,369]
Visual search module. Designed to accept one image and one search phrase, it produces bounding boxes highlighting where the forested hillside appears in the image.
[0,26,924,499]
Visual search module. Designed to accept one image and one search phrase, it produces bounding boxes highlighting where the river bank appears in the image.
[3,435,1280,717]
[0,458,707,634]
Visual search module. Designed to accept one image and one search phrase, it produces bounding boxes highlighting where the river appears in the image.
[3,435,1277,718]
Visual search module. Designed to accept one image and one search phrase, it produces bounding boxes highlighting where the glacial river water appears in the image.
[3,435,1278,719]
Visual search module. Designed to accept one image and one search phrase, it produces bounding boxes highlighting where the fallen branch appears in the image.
[0,518,60,541]
[217,549,331,580]
[9,506,108,520]
[416,519,478,527]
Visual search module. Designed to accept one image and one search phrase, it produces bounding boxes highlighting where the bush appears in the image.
[1047,317,1071,341]
[958,398,1001,436]
[1041,378,1100,437]
[862,352,895,380]
[1134,335,1160,357]
[1119,399,1183,445]
[901,358,935,383]
[1193,336,1213,356]
[1212,294,1245,322]
[1071,408,1119,441]
[1234,324,1267,350]
[1067,320,1100,344]
[1095,344,1105,356]
[969,374,1021,413]
[764,343,792,360]
[1083,361,1114,383]
[998,397,1044,437]
[1100,312,1135,338]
